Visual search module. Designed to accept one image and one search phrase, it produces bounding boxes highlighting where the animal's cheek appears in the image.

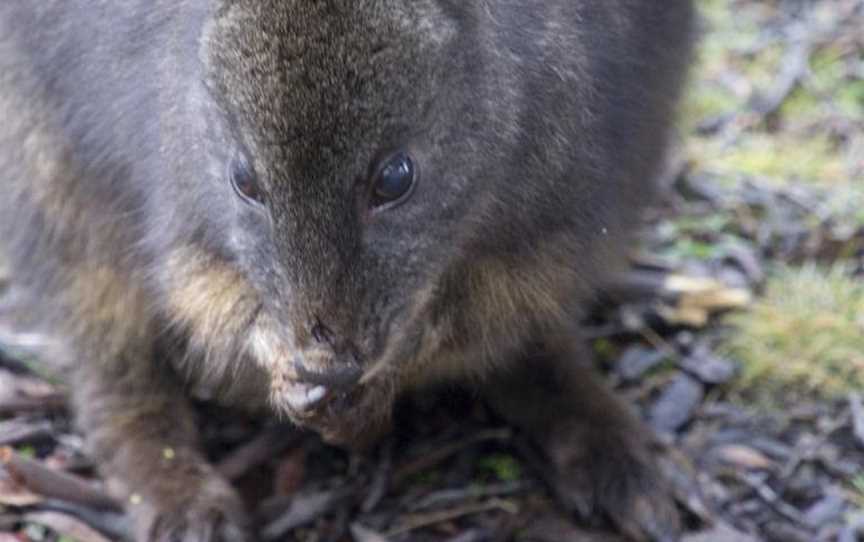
[160,247,264,353]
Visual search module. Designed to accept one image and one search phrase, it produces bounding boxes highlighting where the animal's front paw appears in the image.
[538,422,703,542]
[131,474,253,542]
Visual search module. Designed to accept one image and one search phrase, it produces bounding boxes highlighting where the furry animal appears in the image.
[0,1,694,540]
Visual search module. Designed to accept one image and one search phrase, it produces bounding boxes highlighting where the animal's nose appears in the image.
[309,317,358,358]
[284,353,363,413]
[285,317,364,414]
[293,359,363,391]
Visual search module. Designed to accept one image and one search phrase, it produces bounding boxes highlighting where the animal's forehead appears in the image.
[204,1,448,172]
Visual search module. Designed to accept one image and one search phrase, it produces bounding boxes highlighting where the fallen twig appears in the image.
[0,395,66,415]
[350,523,390,542]
[385,498,518,538]
[40,499,131,542]
[779,412,850,480]
[362,439,394,513]
[0,447,121,512]
[0,419,53,446]
[848,393,864,449]
[391,428,512,488]
[216,424,302,481]
[24,510,115,542]
[746,33,813,118]
[409,480,534,512]
[261,487,355,541]
[735,472,805,526]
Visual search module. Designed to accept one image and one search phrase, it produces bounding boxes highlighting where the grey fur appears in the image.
[0,2,694,540]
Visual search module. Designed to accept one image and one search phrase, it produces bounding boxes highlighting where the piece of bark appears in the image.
[350,523,390,542]
[262,487,355,541]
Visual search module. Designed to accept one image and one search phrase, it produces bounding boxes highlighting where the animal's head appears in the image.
[149,0,522,444]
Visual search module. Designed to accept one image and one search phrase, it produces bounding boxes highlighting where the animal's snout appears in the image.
[274,316,367,414]
[283,344,364,413]
[302,317,364,388]
[294,359,363,390]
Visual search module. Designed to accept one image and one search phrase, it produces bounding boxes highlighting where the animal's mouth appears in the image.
[270,364,390,447]
[269,354,368,418]
[294,360,363,390]
[276,379,332,413]
[250,306,404,430]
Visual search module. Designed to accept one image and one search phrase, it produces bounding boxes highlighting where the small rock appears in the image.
[803,490,847,528]
[615,346,667,382]
[675,172,725,203]
[649,374,704,434]
[680,347,738,385]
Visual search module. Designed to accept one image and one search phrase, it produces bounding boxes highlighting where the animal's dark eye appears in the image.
[229,155,263,204]
[372,152,416,207]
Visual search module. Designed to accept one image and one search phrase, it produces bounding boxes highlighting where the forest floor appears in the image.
[0,0,862,541]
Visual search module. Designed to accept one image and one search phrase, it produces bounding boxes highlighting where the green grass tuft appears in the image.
[722,264,864,399]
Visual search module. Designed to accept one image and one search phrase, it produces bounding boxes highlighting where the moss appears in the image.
[836,79,864,118]
[663,238,721,261]
[697,132,846,184]
[478,453,522,482]
[780,46,864,121]
[681,83,740,129]
[681,0,755,129]
[656,213,750,263]
[592,338,617,364]
[821,184,864,231]
[16,445,36,459]
[780,87,822,120]
[850,474,864,509]
[722,264,864,399]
